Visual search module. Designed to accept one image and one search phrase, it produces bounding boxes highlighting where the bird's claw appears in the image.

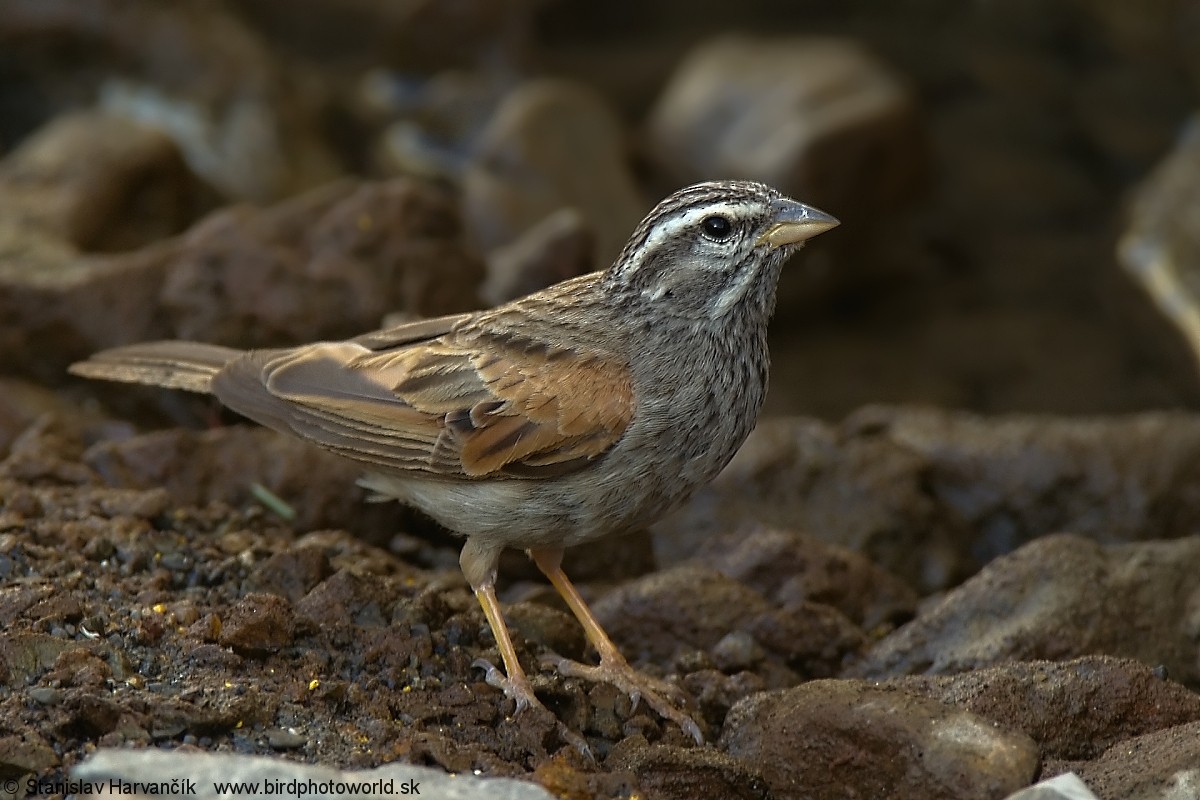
[547,656,704,744]
[471,657,536,713]
[471,657,593,759]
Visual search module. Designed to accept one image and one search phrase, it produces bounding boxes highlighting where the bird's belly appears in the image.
[359,463,686,551]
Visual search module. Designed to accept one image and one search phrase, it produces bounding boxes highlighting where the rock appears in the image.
[481,207,596,305]
[589,565,769,664]
[658,408,1200,591]
[246,547,334,603]
[462,79,645,272]
[1003,773,1099,800]
[689,525,919,629]
[1119,113,1200,372]
[0,0,338,201]
[0,732,59,775]
[5,175,483,380]
[0,111,214,252]
[74,748,556,799]
[218,593,296,654]
[83,426,396,537]
[1065,720,1200,800]
[720,680,1039,800]
[607,742,770,800]
[296,570,394,629]
[891,656,1200,761]
[646,35,925,215]
[592,564,862,683]
[854,534,1200,686]
[158,178,483,346]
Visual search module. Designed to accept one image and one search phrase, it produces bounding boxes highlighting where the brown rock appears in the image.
[691,525,918,629]
[592,564,862,682]
[246,547,334,604]
[891,656,1200,761]
[592,565,773,663]
[608,742,770,800]
[159,178,483,346]
[1066,720,1200,800]
[720,681,1039,800]
[5,175,482,379]
[218,592,296,653]
[1,0,340,201]
[83,426,396,537]
[854,534,1200,685]
[296,570,392,629]
[646,35,926,215]
[0,111,213,252]
[0,732,59,774]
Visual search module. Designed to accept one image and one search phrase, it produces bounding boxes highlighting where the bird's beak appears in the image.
[757,200,840,249]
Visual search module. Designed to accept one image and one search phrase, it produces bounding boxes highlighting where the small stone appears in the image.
[0,732,60,773]
[266,728,307,750]
[711,631,766,673]
[218,593,296,654]
[27,687,62,705]
[246,547,333,604]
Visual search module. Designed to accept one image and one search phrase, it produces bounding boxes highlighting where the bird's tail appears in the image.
[68,341,243,394]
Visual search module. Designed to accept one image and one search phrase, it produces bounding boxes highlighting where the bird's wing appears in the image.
[212,323,634,479]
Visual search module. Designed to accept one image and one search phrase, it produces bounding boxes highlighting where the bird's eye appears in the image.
[701,214,734,241]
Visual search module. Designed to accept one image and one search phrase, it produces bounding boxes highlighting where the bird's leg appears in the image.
[471,580,542,712]
[461,538,541,711]
[529,547,704,744]
[463,541,595,758]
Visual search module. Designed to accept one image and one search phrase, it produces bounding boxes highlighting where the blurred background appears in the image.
[4,0,1200,420]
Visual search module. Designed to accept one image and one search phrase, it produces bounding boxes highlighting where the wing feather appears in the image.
[210,320,634,480]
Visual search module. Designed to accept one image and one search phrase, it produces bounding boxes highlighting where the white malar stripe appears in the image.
[710,259,760,317]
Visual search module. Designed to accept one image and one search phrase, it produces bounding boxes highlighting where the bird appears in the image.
[69,180,838,745]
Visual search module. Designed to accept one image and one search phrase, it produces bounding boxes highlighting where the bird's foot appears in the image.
[471,657,540,713]
[471,658,593,759]
[543,654,704,744]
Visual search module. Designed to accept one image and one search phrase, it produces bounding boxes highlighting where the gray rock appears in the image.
[1120,113,1200,372]
[73,748,555,800]
[855,534,1200,686]
[646,35,925,214]
[720,680,1039,800]
[1003,773,1099,800]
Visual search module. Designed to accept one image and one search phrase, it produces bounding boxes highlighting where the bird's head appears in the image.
[605,180,838,319]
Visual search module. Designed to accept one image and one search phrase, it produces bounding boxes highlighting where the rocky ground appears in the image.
[3,1,1200,799]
